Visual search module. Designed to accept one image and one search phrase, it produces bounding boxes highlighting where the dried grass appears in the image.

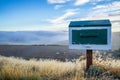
[0,55,120,80]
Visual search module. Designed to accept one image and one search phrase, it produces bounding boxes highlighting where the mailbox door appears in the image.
[72,29,107,45]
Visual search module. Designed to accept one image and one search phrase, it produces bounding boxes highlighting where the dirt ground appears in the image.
[0,45,84,60]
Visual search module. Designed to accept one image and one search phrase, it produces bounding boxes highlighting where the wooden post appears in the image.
[86,50,92,71]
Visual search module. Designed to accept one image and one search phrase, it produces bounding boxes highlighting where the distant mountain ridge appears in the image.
[0,31,119,50]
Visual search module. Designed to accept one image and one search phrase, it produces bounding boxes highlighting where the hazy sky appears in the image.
[0,0,120,32]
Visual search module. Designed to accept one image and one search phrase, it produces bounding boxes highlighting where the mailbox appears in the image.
[69,19,111,50]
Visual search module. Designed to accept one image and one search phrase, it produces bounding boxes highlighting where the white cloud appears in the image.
[86,1,120,19]
[92,5,106,9]
[74,0,90,6]
[54,5,63,10]
[48,9,79,24]
[79,1,120,32]
[90,0,105,5]
[47,9,79,31]
[74,0,112,6]
[91,1,120,16]
[47,0,70,4]
[92,0,104,2]
[47,1,120,32]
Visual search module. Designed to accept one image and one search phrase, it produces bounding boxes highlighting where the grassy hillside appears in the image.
[0,55,120,80]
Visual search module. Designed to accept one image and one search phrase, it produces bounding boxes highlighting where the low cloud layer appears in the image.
[0,31,68,44]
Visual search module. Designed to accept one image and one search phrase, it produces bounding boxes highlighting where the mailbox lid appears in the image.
[72,29,107,45]
[69,19,111,27]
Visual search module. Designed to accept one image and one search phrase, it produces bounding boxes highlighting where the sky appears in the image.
[0,0,120,32]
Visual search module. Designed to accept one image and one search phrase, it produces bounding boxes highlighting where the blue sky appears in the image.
[0,0,120,32]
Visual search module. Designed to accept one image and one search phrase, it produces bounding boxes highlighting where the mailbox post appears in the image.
[86,50,92,71]
[69,19,111,70]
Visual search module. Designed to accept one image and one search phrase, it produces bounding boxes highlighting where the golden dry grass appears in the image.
[0,55,120,80]
[0,56,85,80]
[94,58,120,76]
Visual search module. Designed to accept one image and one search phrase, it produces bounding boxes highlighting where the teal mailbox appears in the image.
[69,19,111,50]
